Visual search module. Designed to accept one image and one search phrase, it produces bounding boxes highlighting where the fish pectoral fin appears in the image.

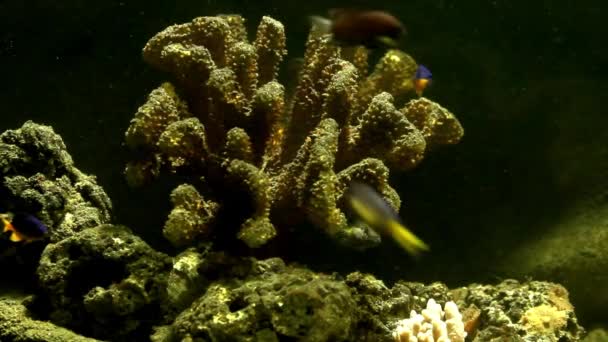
[8,231,24,242]
[386,220,429,256]
[309,15,332,35]
[375,36,398,47]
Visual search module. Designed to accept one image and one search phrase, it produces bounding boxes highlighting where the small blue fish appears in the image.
[414,64,432,96]
[1,212,48,243]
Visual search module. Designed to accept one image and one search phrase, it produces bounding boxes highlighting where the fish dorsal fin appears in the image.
[328,8,365,19]
[309,15,333,35]
[375,35,398,48]
[328,8,348,19]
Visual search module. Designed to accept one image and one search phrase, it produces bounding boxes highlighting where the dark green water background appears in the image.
[1,0,606,327]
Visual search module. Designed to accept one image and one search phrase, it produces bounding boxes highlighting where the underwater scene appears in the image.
[0,0,606,341]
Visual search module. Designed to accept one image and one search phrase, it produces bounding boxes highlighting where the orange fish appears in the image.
[1,212,48,243]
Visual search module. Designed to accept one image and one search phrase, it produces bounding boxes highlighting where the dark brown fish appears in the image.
[310,9,406,48]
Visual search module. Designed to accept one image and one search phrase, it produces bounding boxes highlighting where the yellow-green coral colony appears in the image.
[124,15,464,251]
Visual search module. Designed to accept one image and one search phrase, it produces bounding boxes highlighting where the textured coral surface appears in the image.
[124,15,463,250]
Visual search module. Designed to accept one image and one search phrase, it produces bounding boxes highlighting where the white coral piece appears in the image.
[393,299,467,342]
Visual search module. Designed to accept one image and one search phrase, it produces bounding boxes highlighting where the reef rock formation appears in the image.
[0,121,112,243]
[347,274,585,341]
[124,15,464,250]
[453,279,585,341]
[35,225,172,341]
[156,255,356,342]
[0,297,103,342]
[152,252,584,342]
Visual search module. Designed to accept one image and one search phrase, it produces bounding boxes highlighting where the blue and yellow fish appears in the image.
[345,182,429,256]
[413,64,432,96]
[1,211,48,243]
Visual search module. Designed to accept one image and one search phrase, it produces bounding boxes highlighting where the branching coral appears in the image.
[392,298,466,342]
[124,15,464,249]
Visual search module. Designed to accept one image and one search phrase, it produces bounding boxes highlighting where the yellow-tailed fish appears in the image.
[345,182,429,256]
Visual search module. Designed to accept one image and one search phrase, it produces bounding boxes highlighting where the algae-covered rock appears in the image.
[155,255,588,342]
[166,247,209,311]
[497,203,608,325]
[0,121,112,244]
[157,257,357,342]
[35,224,172,341]
[0,297,102,342]
[346,272,457,341]
[456,279,585,341]
[345,273,585,342]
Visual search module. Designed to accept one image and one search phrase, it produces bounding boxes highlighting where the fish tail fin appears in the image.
[375,36,399,48]
[309,15,332,35]
[386,220,429,256]
[3,223,23,242]
[2,217,24,242]
[2,217,13,234]
[9,230,24,242]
